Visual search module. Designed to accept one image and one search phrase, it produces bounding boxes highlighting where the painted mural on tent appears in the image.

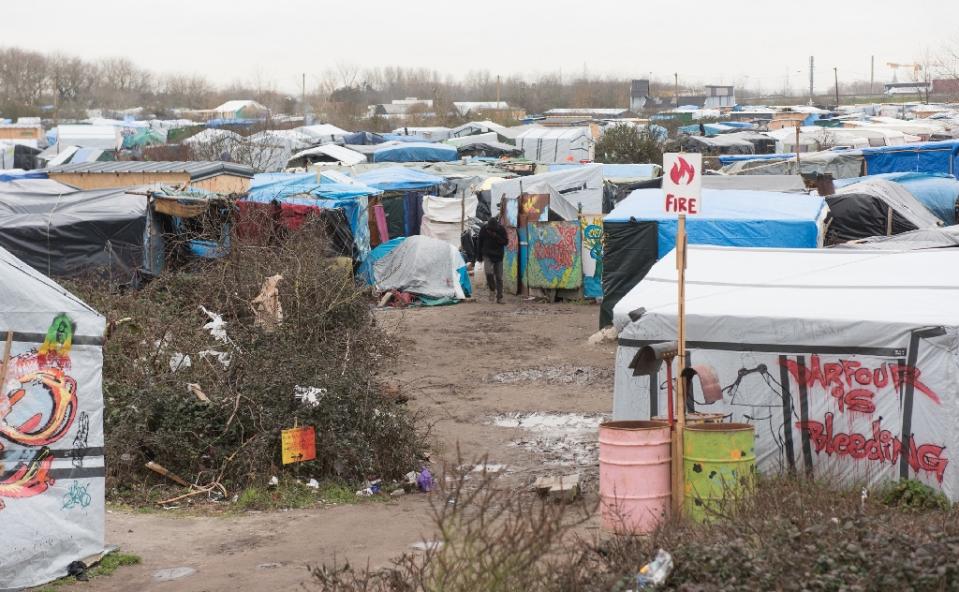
[650,340,950,492]
[0,314,79,510]
[518,193,549,227]
[526,222,583,290]
[580,215,603,299]
[503,227,519,295]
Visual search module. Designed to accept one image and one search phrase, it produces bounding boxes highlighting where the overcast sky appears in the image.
[3,0,956,95]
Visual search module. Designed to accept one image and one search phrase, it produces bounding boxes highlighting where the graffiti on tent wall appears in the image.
[503,227,519,295]
[0,314,79,510]
[580,215,603,299]
[675,349,948,486]
[526,222,582,290]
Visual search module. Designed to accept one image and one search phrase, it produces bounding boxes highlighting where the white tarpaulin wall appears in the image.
[612,246,959,499]
[489,165,604,219]
[0,247,106,590]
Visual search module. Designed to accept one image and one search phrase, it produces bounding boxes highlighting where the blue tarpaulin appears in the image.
[833,172,959,225]
[369,142,457,163]
[0,171,48,181]
[862,140,959,178]
[354,167,444,192]
[605,188,826,259]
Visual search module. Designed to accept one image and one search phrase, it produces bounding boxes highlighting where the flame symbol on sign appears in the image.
[669,156,696,186]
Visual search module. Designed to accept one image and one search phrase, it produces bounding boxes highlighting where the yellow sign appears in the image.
[281,426,316,465]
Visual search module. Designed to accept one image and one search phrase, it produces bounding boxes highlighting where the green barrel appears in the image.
[683,423,756,522]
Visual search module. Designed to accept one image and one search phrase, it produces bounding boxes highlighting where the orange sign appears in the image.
[281,426,316,465]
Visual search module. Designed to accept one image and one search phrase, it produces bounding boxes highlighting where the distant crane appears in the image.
[887,62,923,83]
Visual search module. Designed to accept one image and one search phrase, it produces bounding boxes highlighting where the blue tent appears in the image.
[354,167,444,192]
[718,153,793,165]
[833,172,959,225]
[369,142,457,163]
[0,171,47,181]
[862,140,959,178]
[606,188,826,259]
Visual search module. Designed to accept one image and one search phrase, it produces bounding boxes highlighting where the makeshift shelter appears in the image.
[47,161,254,194]
[0,186,155,281]
[455,140,522,158]
[678,134,755,156]
[515,127,595,163]
[825,179,943,244]
[47,125,121,151]
[490,165,604,220]
[834,172,959,225]
[296,123,350,143]
[611,245,959,499]
[720,150,865,179]
[600,188,827,326]
[361,141,458,163]
[0,246,106,589]
[833,225,959,250]
[287,144,366,169]
[0,142,40,170]
[419,194,478,247]
[390,127,452,141]
[354,168,445,239]
[371,235,469,301]
[862,140,959,178]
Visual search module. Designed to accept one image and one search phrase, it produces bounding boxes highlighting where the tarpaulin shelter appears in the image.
[516,127,595,163]
[0,186,153,281]
[611,245,959,500]
[240,172,380,260]
[833,172,959,225]
[287,144,367,169]
[364,141,458,163]
[490,165,604,220]
[354,168,445,239]
[296,123,350,144]
[46,125,121,151]
[371,235,470,301]
[677,134,756,156]
[547,163,661,184]
[862,140,959,178]
[720,150,865,179]
[0,246,106,590]
[833,225,959,250]
[419,194,478,248]
[455,140,522,158]
[600,188,827,327]
[825,179,943,244]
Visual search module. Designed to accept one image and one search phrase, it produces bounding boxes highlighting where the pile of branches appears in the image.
[71,224,424,500]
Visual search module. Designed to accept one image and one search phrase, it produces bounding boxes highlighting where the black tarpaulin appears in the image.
[825,194,921,244]
[0,187,148,281]
[600,220,658,328]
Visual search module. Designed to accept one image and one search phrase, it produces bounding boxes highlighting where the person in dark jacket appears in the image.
[477,216,509,303]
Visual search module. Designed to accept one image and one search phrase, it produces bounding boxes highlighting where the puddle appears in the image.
[489,365,612,385]
[491,412,605,466]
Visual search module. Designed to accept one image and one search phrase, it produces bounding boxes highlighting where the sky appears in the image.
[3,0,957,95]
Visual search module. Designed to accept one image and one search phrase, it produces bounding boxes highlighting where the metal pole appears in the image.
[870,56,875,95]
[834,67,840,108]
[301,73,306,124]
[809,56,815,105]
[674,72,679,107]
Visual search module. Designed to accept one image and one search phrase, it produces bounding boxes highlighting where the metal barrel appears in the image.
[683,422,756,522]
[599,420,671,534]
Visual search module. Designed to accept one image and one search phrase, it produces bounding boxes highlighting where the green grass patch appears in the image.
[232,479,363,512]
[34,553,141,591]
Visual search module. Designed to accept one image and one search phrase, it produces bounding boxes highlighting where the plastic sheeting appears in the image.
[368,142,458,163]
[372,235,467,299]
[490,166,604,220]
[611,245,959,499]
[600,220,658,328]
[0,247,106,589]
[831,179,943,238]
[516,127,594,163]
[354,167,444,192]
[422,194,478,223]
[606,188,827,259]
[833,172,959,225]
[862,140,959,178]
[720,150,865,179]
[832,226,959,250]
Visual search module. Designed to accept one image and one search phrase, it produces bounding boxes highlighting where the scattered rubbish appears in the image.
[471,463,507,474]
[145,461,191,487]
[169,352,191,372]
[153,567,196,582]
[533,473,581,502]
[256,562,282,570]
[268,476,279,487]
[199,305,228,342]
[410,541,444,552]
[66,561,88,582]
[404,471,418,486]
[356,480,382,496]
[199,349,231,369]
[306,479,320,490]
[251,274,284,331]
[417,468,434,492]
[294,385,327,408]
[489,365,612,385]
[492,412,604,467]
[186,383,210,403]
[390,488,406,497]
[588,325,618,345]
[635,549,673,589]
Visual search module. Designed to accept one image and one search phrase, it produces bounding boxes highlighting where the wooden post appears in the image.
[460,187,466,233]
[672,214,688,517]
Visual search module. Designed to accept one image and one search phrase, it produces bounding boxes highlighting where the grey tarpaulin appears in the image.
[0,186,149,281]
[372,235,467,299]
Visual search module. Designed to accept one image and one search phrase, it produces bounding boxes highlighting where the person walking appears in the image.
[477,216,508,303]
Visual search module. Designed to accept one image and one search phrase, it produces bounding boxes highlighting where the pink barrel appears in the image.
[599,420,671,534]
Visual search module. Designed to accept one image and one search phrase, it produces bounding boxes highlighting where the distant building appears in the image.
[47,161,254,194]
[0,122,43,145]
[212,100,270,121]
[884,82,931,96]
[630,79,651,112]
[704,85,736,109]
[932,78,959,96]
[367,98,434,119]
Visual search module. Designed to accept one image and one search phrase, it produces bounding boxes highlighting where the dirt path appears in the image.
[88,297,616,591]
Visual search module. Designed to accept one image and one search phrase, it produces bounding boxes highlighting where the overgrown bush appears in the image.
[70,224,425,501]
[310,472,959,591]
[595,123,663,165]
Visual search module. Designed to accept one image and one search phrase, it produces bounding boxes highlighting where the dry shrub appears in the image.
[311,470,959,592]
[69,222,425,500]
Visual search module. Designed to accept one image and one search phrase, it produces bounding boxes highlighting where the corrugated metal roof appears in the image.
[47,161,254,179]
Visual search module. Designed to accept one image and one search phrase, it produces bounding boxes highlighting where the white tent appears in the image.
[289,144,367,169]
[516,127,594,163]
[296,123,350,143]
[372,235,467,300]
[612,245,959,499]
[0,246,106,588]
[489,165,604,220]
[51,125,121,151]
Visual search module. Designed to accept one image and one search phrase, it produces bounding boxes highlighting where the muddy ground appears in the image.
[86,294,616,591]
